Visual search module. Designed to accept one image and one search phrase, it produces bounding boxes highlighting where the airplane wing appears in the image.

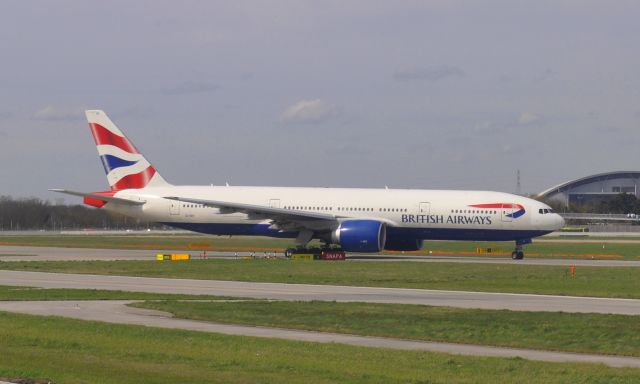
[49,189,145,206]
[163,196,340,231]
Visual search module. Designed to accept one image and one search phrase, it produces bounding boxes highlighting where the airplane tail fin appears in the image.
[85,110,171,190]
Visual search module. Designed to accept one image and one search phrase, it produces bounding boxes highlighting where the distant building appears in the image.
[537,171,640,207]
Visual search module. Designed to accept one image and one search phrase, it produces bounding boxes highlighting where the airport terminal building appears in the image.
[537,171,640,207]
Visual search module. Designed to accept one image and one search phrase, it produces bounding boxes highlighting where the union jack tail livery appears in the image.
[86,110,170,190]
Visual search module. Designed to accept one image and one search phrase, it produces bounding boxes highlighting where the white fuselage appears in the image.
[104,186,564,242]
[70,110,564,254]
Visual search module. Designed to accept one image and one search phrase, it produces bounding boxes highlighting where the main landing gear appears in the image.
[511,238,532,260]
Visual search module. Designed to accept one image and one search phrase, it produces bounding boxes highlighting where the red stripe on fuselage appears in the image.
[89,123,138,154]
[112,166,156,190]
[469,203,524,210]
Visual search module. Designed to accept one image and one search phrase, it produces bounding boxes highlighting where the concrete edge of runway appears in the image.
[1,269,640,315]
[2,244,640,266]
[1,300,639,369]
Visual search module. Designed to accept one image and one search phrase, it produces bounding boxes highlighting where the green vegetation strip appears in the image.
[134,300,640,357]
[0,234,299,250]
[3,234,640,259]
[0,285,233,301]
[3,259,639,298]
[0,312,638,383]
[2,285,638,358]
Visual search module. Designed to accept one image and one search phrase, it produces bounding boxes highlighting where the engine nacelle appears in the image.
[384,238,424,251]
[331,220,386,253]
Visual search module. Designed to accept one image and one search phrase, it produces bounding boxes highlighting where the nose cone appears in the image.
[553,213,565,230]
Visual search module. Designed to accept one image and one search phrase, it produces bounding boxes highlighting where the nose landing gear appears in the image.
[511,238,532,260]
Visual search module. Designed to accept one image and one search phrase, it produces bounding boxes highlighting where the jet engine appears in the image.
[384,238,424,251]
[331,220,386,252]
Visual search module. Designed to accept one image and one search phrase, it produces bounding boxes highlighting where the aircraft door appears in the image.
[269,199,281,209]
[169,200,180,215]
[419,202,430,214]
[502,204,513,222]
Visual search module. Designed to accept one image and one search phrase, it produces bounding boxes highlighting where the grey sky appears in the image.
[1,1,639,201]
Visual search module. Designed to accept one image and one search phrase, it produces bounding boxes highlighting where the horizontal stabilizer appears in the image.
[49,189,145,207]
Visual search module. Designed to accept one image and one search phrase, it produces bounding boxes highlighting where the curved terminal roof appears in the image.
[537,171,640,199]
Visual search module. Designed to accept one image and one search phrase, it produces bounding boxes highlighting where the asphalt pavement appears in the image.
[1,270,639,315]
[2,245,640,266]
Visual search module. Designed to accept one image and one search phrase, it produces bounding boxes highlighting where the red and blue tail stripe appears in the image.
[112,167,157,190]
[99,154,138,174]
[86,111,169,190]
[89,123,138,154]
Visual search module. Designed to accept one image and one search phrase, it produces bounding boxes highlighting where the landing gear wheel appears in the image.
[512,239,530,261]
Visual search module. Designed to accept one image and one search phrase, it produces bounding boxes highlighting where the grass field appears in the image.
[0,285,233,301]
[2,284,639,357]
[2,236,640,382]
[1,311,639,384]
[2,234,640,259]
[3,259,639,298]
[133,299,640,357]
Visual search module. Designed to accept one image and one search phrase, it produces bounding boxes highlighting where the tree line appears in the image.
[0,196,157,231]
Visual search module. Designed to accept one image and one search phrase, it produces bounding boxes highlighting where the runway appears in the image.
[1,299,639,368]
[2,245,640,266]
[1,270,639,315]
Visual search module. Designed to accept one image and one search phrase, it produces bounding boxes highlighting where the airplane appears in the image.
[52,110,565,259]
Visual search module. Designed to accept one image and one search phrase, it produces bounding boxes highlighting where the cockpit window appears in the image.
[539,208,554,214]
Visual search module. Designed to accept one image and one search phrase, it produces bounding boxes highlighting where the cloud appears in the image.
[501,144,515,154]
[517,112,541,125]
[473,120,505,133]
[594,125,620,134]
[160,81,220,95]
[32,106,84,121]
[280,99,336,124]
[533,68,554,83]
[394,65,465,82]
[473,112,542,134]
